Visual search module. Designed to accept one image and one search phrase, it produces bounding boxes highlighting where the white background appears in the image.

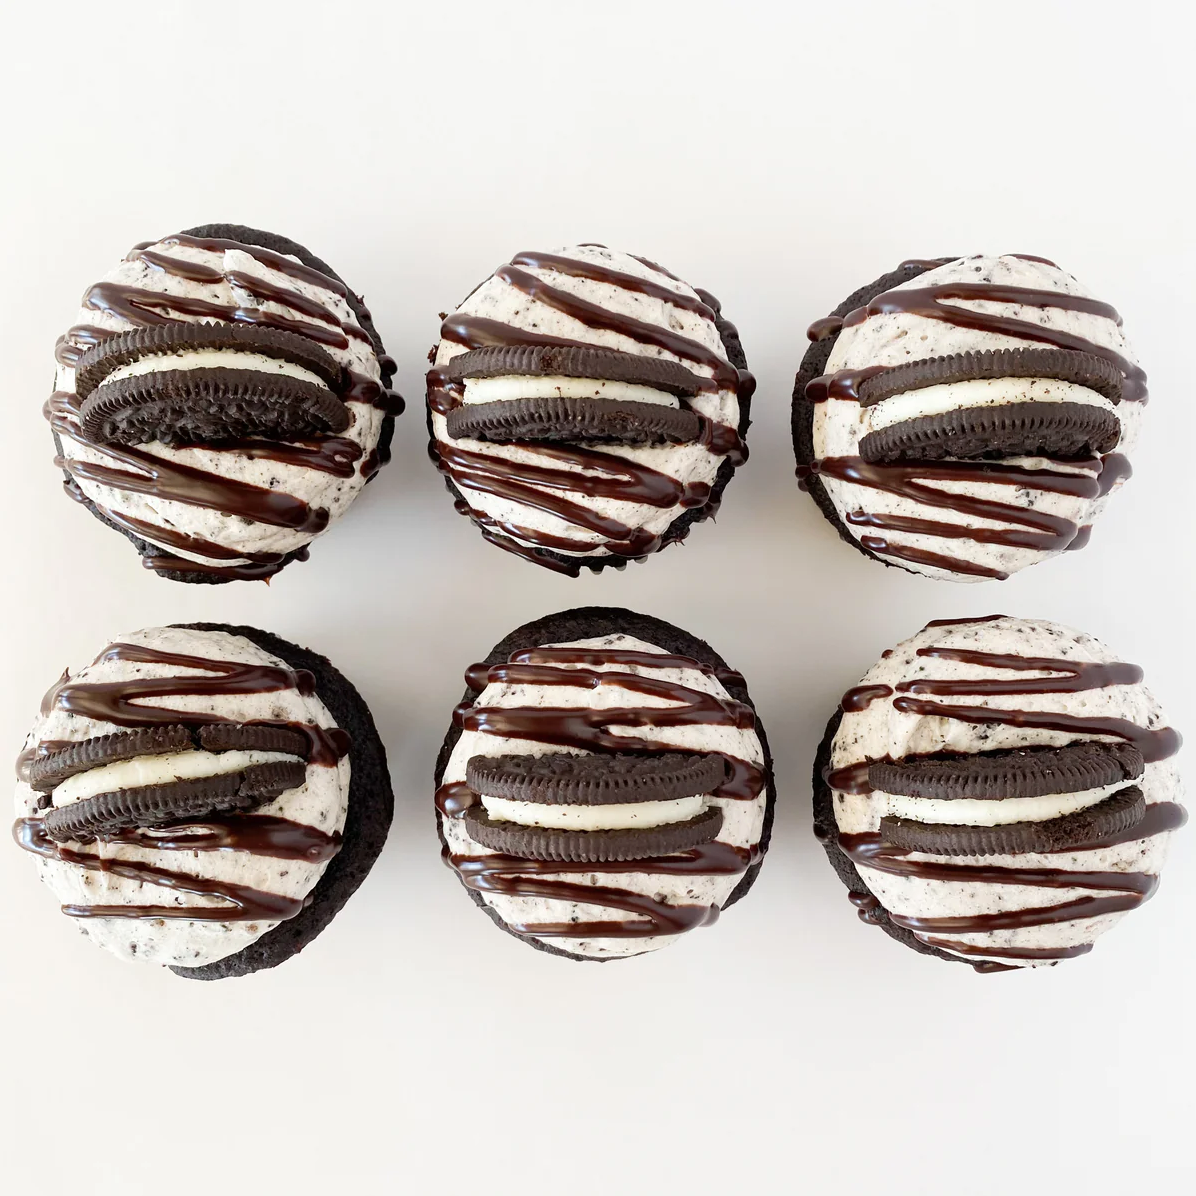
[1,2,1192,1193]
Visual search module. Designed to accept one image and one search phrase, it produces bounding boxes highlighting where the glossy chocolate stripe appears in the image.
[80,282,350,351]
[49,393,327,534]
[14,818,309,923]
[839,279,1145,402]
[157,233,349,296]
[897,647,1144,695]
[100,814,342,863]
[509,251,718,319]
[890,698,1181,764]
[495,264,743,391]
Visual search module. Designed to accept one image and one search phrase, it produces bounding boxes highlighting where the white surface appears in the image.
[0,1,1191,1193]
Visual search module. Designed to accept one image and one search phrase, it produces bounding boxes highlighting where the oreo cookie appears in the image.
[855,347,1124,407]
[869,742,1144,801]
[435,607,776,962]
[858,401,1122,463]
[878,786,1146,856]
[444,344,703,395]
[168,623,394,981]
[466,751,727,804]
[42,760,308,844]
[463,803,723,862]
[75,324,350,448]
[446,395,700,445]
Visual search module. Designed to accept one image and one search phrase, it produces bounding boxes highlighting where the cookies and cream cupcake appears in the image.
[49,224,403,583]
[427,246,753,574]
[813,615,1184,969]
[13,624,393,978]
[435,607,774,958]
[793,255,1141,581]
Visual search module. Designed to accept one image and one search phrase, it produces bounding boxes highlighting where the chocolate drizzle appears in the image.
[15,817,313,923]
[800,452,1128,577]
[15,638,349,925]
[428,250,749,567]
[441,643,766,943]
[829,640,1184,967]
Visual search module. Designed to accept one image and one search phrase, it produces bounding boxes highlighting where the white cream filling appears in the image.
[103,350,328,389]
[480,793,705,831]
[880,779,1128,827]
[462,375,678,407]
[866,377,1120,434]
[51,749,303,808]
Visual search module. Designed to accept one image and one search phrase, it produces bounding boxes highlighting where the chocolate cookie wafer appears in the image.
[859,401,1122,463]
[878,787,1146,856]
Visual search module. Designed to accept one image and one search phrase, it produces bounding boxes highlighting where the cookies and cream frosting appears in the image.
[804,255,1143,582]
[13,626,350,968]
[49,230,400,581]
[427,245,752,574]
[437,632,769,959]
[826,616,1184,969]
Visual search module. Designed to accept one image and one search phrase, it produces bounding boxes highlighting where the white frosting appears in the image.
[13,626,351,968]
[51,749,301,807]
[829,618,1184,967]
[431,245,740,559]
[439,633,768,959]
[811,255,1141,582]
[481,793,705,831]
[103,350,327,389]
[881,779,1125,827]
[866,377,1118,432]
[55,238,387,570]
[462,376,678,407]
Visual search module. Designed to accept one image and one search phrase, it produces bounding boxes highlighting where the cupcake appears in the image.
[13,624,393,978]
[426,246,753,574]
[435,607,774,958]
[49,224,403,583]
[813,615,1184,970]
[793,255,1142,581]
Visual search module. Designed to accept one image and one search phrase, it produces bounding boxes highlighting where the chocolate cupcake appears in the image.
[50,225,403,583]
[793,255,1143,581]
[814,615,1185,970]
[13,624,393,978]
[427,246,753,575]
[435,607,775,958]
